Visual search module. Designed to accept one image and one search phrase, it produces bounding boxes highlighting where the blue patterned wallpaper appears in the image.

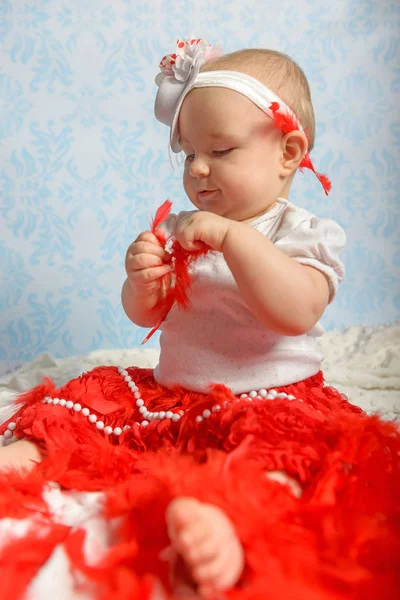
[1,0,399,366]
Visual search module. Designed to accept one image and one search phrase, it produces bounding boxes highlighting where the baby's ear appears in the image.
[280,131,308,175]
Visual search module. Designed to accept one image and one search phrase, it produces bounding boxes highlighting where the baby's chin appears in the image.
[188,193,253,222]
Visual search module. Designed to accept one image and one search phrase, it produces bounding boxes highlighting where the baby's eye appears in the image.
[185,153,195,162]
[213,149,233,156]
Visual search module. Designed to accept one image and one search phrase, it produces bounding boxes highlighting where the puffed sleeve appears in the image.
[274,215,346,303]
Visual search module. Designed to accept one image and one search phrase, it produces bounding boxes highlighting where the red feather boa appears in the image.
[0,368,399,598]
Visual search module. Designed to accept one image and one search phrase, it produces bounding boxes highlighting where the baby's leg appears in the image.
[166,497,244,597]
[0,439,42,472]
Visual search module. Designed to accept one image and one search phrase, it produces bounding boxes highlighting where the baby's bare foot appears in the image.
[0,439,42,472]
[166,497,244,597]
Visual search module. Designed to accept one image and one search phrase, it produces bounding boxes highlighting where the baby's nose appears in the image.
[190,157,210,177]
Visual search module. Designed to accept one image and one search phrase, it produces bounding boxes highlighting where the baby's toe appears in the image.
[166,498,203,543]
[178,522,210,553]
[185,538,219,567]
[198,541,244,592]
[192,553,227,589]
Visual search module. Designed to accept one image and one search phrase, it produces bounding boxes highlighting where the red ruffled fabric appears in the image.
[0,367,399,599]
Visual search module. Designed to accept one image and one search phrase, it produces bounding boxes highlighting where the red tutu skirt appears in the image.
[0,366,399,600]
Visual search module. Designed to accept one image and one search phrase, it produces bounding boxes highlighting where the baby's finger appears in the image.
[126,253,171,273]
[174,236,205,252]
[129,264,172,283]
[135,230,166,247]
[127,242,171,265]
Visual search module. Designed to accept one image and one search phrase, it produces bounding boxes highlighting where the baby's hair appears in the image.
[201,49,316,151]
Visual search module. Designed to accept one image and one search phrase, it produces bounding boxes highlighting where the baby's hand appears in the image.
[125,230,172,297]
[174,211,232,253]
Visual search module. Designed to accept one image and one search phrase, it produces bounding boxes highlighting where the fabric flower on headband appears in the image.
[154,38,222,130]
[156,38,221,84]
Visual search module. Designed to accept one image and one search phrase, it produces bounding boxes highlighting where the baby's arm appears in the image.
[222,221,329,336]
[0,439,43,472]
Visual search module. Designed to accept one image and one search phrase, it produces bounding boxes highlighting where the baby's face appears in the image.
[179,87,285,222]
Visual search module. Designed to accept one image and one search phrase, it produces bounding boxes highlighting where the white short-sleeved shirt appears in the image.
[153,198,346,394]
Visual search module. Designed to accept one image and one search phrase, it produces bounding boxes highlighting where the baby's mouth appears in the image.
[198,189,218,199]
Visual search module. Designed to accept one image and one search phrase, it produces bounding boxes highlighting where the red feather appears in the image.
[150,200,172,232]
[270,101,301,135]
[300,153,332,196]
[150,199,172,246]
[0,524,70,600]
[142,202,210,344]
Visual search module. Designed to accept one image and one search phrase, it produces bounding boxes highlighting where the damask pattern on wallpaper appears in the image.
[1,0,399,364]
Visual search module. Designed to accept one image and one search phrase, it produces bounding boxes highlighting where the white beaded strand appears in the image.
[195,388,303,423]
[0,421,20,447]
[115,367,183,426]
[1,366,303,444]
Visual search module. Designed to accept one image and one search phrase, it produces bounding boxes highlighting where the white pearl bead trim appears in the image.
[117,367,183,425]
[39,395,135,437]
[239,390,298,402]
[0,420,22,447]
[195,389,301,423]
[0,369,303,443]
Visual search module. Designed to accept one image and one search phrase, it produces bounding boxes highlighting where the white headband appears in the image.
[154,38,331,195]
